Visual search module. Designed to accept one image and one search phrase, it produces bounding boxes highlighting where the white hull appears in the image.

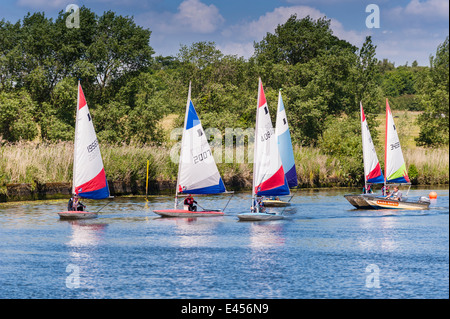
[364,197,430,210]
[237,212,284,221]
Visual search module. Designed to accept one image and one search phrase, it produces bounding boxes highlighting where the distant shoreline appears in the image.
[1,181,448,203]
[1,142,448,203]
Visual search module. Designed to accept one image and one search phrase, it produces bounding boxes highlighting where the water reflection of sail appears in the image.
[173,218,221,248]
[249,222,285,249]
[356,217,397,252]
[67,221,107,248]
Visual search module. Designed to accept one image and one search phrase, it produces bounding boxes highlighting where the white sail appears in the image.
[360,102,384,184]
[252,78,289,198]
[385,99,410,184]
[176,83,225,195]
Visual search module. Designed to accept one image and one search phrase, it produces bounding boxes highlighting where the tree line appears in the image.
[0,7,448,150]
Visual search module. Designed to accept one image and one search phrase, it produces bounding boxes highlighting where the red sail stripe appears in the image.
[258,80,267,108]
[75,168,106,194]
[254,166,285,193]
[367,163,382,181]
[78,83,87,110]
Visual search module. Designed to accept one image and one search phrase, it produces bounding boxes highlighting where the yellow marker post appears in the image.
[146,160,149,199]
[145,160,150,210]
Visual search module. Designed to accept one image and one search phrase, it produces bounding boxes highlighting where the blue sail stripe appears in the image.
[367,174,384,184]
[181,178,226,195]
[386,176,409,184]
[285,165,298,188]
[185,100,200,130]
[256,176,290,196]
[79,178,110,199]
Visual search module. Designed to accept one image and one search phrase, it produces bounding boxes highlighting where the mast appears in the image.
[384,98,388,193]
[72,80,80,195]
[174,81,192,209]
[252,78,261,213]
[360,101,367,192]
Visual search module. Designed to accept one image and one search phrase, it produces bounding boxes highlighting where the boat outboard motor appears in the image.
[418,196,431,204]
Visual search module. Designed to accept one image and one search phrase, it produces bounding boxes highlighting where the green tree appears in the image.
[416,36,449,146]
[318,113,364,183]
[0,90,38,141]
[254,14,355,65]
[355,36,382,114]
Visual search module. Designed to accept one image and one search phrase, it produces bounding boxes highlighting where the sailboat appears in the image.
[263,90,297,207]
[153,83,227,217]
[363,99,430,210]
[344,102,384,209]
[237,79,290,221]
[58,81,111,219]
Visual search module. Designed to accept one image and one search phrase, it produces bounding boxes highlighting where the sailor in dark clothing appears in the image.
[68,193,86,211]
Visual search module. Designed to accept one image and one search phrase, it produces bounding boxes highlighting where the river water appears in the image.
[0,187,448,299]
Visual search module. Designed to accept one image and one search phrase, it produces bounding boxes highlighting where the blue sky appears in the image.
[1,0,448,66]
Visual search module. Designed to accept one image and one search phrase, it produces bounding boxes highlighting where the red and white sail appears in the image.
[252,78,289,198]
[72,82,109,199]
[360,102,384,184]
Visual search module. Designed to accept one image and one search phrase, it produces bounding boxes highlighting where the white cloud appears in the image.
[217,41,255,58]
[220,5,368,58]
[137,0,224,35]
[222,6,324,40]
[175,0,224,33]
[376,0,449,65]
[387,0,449,24]
[404,0,449,18]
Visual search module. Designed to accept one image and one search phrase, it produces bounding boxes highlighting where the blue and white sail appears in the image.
[176,83,226,195]
[275,90,298,188]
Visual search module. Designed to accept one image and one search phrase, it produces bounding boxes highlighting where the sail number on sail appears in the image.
[390,142,400,150]
[260,130,273,142]
[87,139,99,153]
[87,138,99,162]
[193,149,212,164]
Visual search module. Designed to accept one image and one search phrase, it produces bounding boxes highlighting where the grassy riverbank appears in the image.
[1,142,448,197]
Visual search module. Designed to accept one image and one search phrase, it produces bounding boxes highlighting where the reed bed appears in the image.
[403,147,449,184]
[0,142,448,192]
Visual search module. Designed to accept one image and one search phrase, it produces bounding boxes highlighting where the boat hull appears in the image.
[58,211,98,219]
[344,194,376,209]
[364,197,430,210]
[153,209,224,217]
[262,199,290,207]
[237,212,284,221]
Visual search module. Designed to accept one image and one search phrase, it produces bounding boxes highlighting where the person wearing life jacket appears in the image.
[363,184,373,194]
[386,186,402,201]
[68,193,86,211]
[251,196,266,213]
[184,194,197,211]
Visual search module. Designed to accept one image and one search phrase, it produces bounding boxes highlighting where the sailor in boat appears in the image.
[68,193,86,211]
[363,184,373,194]
[386,186,402,201]
[184,194,197,211]
[251,197,266,213]
[381,185,390,196]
